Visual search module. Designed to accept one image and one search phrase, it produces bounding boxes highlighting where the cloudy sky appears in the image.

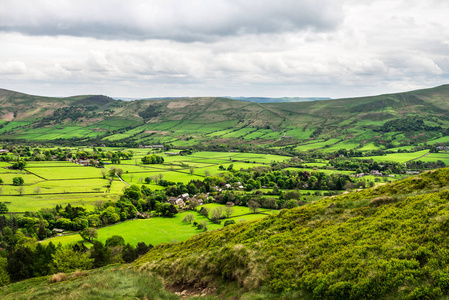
[1,0,449,98]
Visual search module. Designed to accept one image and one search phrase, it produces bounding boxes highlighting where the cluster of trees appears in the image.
[141,154,164,164]
[0,146,133,163]
[376,116,442,133]
[329,157,405,174]
[0,235,152,285]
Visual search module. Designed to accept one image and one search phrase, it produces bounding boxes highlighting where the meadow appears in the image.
[43,204,275,246]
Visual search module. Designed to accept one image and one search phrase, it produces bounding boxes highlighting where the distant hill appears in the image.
[226,96,331,103]
[0,85,449,151]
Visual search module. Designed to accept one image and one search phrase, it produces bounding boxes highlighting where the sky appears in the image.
[1,0,449,99]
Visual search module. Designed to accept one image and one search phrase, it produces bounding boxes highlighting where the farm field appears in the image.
[355,149,430,163]
[0,150,292,213]
[43,204,275,246]
[417,152,449,166]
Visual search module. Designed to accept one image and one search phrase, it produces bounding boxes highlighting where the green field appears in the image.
[43,205,274,246]
[356,149,430,163]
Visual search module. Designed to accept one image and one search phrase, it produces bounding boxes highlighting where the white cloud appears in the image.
[0,0,342,41]
[0,0,449,98]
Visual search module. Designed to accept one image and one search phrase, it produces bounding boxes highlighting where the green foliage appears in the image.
[0,202,8,213]
[12,177,23,186]
[134,168,449,299]
[0,268,179,299]
[105,235,125,248]
[141,154,164,164]
[52,246,93,273]
[0,257,10,286]
[79,227,98,242]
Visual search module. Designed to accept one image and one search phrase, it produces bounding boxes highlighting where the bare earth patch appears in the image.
[167,101,189,109]
[1,112,14,121]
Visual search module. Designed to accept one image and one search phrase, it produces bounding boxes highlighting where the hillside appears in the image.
[1,85,449,151]
[131,167,449,299]
[2,168,449,299]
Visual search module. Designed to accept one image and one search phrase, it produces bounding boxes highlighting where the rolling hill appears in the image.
[1,85,449,151]
[2,168,449,299]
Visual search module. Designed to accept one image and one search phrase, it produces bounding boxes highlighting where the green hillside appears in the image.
[1,85,449,150]
[3,168,449,299]
[132,167,449,299]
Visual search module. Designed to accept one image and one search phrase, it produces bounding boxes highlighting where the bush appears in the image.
[12,177,24,186]
[223,220,236,227]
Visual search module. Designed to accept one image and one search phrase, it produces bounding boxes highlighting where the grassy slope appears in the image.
[3,169,449,299]
[0,267,180,300]
[132,168,449,299]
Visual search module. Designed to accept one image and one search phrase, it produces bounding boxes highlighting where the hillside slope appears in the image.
[133,168,449,299]
[2,169,449,299]
[1,85,449,150]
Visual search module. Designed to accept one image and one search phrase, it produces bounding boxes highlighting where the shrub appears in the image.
[48,273,69,283]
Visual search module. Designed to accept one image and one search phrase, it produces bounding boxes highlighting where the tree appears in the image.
[198,220,208,231]
[189,168,195,176]
[80,227,98,242]
[52,246,93,273]
[223,219,236,227]
[183,213,195,224]
[0,257,10,286]
[7,246,35,282]
[189,199,200,211]
[224,206,234,218]
[90,241,111,268]
[0,202,8,214]
[144,177,152,184]
[33,186,41,194]
[248,200,260,213]
[210,207,223,223]
[199,207,209,218]
[16,186,24,196]
[122,243,137,263]
[136,242,152,256]
[105,235,125,248]
[12,177,24,186]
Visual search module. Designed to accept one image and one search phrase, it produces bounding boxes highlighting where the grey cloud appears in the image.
[0,0,343,41]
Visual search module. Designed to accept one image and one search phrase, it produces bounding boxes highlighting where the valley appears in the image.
[0,86,449,299]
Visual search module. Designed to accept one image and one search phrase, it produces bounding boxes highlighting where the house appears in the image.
[175,198,186,207]
[224,183,231,189]
[0,149,9,153]
[52,228,64,234]
[152,145,164,148]
[181,193,190,200]
[370,170,382,176]
[167,197,177,205]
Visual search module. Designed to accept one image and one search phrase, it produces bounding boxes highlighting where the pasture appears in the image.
[0,150,291,213]
[43,204,275,246]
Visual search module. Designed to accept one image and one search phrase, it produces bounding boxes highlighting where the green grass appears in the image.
[0,193,119,212]
[0,267,179,300]
[428,135,449,145]
[43,207,273,247]
[417,153,449,166]
[356,149,429,163]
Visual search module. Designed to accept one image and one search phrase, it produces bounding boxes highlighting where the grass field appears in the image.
[43,205,274,246]
[355,149,430,163]
[0,150,292,213]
